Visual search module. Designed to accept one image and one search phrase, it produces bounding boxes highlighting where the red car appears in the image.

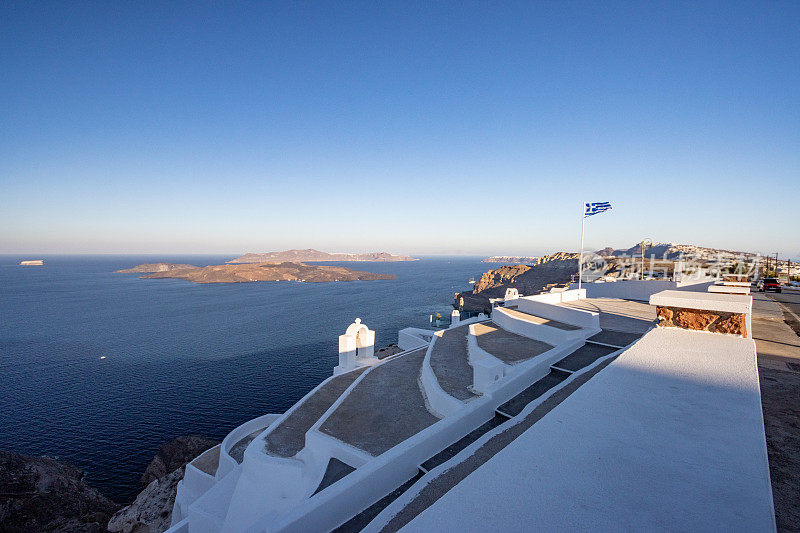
[761,278,782,293]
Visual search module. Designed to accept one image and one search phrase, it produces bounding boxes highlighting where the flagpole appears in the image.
[578,202,585,291]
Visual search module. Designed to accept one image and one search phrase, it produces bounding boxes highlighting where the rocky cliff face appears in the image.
[108,436,218,533]
[139,436,218,487]
[456,252,581,312]
[0,450,119,532]
[472,252,580,296]
[0,436,220,533]
[107,468,184,533]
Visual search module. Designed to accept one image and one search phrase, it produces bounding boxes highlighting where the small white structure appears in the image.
[504,287,519,301]
[334,318,377,375]
[450,309,460,326]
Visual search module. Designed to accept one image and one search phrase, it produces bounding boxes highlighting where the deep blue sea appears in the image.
[0,255,487,502]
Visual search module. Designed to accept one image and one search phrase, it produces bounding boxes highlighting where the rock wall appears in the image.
[655,306,747,336]
[457,252,581,312]
[107,468,185,533]
[0,450,119,532]
[140,435,218,487]
[109,436,218,533]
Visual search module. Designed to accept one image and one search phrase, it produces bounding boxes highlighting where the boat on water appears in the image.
[19,259,44,266]
[468,276,476,284]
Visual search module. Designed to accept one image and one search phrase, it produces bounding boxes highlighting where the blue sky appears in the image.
[2,1,798,257]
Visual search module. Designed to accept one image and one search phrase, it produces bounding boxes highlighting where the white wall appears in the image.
[568,279,714,301]
[267,339,583,533]
[216,414,282,480]
[514,298,599,330]
[420,335,465,417]
[398,328,434,351]
[493,307,588,345]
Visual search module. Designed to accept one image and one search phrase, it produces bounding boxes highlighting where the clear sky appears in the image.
[2,1,798,258]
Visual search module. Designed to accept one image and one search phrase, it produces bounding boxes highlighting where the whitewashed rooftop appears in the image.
[401,327,775,532]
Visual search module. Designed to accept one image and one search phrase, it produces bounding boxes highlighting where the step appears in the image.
[586,329,643,348]
[419,413,508,474]
[553,343,618,373]
[333,472,424,532]
[495,370,570,419]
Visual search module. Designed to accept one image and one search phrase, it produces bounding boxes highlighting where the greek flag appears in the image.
[585,201,612,217]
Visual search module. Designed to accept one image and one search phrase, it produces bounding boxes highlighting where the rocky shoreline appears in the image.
[0,436,218,533]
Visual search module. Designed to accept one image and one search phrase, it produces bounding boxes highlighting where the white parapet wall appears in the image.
[708,285,750,295]
[265,338,584,533]
[172,413,283,526]
[491,288,597,345]
[568,278,715,301]
[217,414,283,480]
[421,334,467,417]
[514,297,599,330]
[397,327,435,351]
[172,445,221,525]
[492,306,594,345]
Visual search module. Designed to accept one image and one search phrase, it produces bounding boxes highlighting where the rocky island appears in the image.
[115,263,198,273]
[227,248,417,263]
[482,255,538,264]
[117,261,396,284]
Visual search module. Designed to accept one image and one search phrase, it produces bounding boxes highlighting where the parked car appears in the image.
[761,278,782,293]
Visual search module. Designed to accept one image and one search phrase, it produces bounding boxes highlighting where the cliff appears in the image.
[474,252,580,294]
[137,262,396,284]
[139,435,218,487]
[227,249,417,263]
[0,449,119,532]
[108,436,218,533]
[456,252,581,313]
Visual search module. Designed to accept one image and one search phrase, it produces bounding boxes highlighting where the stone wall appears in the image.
[656,306,747,336]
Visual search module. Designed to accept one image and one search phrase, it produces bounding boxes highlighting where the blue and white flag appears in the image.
[585,201,612,217]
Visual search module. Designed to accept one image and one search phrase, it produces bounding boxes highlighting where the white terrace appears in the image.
[167,279,774,533]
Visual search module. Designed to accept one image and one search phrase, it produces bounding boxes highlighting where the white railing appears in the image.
[217,413,282,480]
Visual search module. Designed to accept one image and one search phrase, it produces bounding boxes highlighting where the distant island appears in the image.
[116,261,396,284]
[116,263,197,273]
[227,249,417,264]
[19,259,44,266]
[483,256,538,264]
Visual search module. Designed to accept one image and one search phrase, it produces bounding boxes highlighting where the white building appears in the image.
[167,279,775,532]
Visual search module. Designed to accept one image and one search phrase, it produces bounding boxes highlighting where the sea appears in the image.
[0,255,489,502]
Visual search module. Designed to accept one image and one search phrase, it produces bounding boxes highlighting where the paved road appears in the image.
[767,289,800,333]
[751,291,800,532]
[750,292,800,368]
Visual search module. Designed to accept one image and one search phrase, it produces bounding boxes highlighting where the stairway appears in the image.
[335,329,643,531]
